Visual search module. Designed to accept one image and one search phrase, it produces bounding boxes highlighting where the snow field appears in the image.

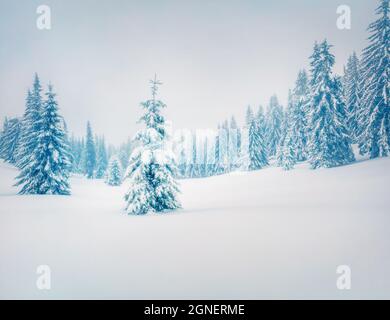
[0,158,389,299]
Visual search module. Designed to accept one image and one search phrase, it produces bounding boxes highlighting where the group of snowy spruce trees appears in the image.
[68,122,124,186]
[220,0,389,172]
[0,0,388,215]
[0,74,72,195]
[284,0,389,168]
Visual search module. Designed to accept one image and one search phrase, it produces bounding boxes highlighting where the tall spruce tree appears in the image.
[213,126,226,176]
[291,70,310,161]
[69,135,84,174]
[15,85,71,195]
[265,95,284,157]
[276,91,291,162]
[230,115,241,169]
[176,133,187,178]
[344,52,362,142]
[220,120,232,170]
[14,90,32,167]
[187,130,199,178]
[245,106,254,127]
[84,122,96,179]
[16,74,43,169]
[95,136,108,179]
[248,108,268,170]
[229,116,240,170]
[358,0,390,158]
[307,40,355,169]
[124,76,181,215]
[79,138,87,174]
[277,91,297,170]
[256,105,268,161]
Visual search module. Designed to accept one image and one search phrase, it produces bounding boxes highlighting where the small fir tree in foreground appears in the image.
[124,76,181,215]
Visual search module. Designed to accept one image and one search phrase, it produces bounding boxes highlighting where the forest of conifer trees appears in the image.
[0,0,388,214]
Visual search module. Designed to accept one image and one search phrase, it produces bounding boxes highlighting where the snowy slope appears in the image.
[0,159,389,299]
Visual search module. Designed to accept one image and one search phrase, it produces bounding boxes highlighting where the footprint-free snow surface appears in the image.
[0,159,389,299]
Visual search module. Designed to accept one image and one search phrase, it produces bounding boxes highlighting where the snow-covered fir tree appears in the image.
[256,106,266,134]
[276,91,290,165]
[358,0,390,158]
[344,52,362,142]
[176,133,187,178]
[201,136,209,177]
[62,119,72,169]
[69,135,84,174]
[95,136,108,179]
[14,90,32,167]
[245,105,254,127]
[207,133,218,177]
[0,117,21,164]
[220,119,233,171]
[279,133,296,170]
[105,156,122,186]
[256,106,268,153]
[307,40,355,169]
[84,122,96,179]
[276,72,310,169]
[78,138,87,174]
[230,115,241,170]
[15,74,43,169]
[15,84,72,195]
[248,108,268,171]
[288,70,310,162]
[186,130,200,178]
[277,92,297,170]
[230,116,241,152]
[124,76,181,215]
[278,130,296,170]
[265,95,284,157]
[212,127,226,176]
[219,124,231,173]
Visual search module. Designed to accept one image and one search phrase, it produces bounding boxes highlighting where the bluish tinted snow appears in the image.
[0,158,389,299]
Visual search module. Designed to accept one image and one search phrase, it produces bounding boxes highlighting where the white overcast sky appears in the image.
[0,0,377,145]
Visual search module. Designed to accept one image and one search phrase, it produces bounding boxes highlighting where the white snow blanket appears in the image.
[0,158,389,299]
